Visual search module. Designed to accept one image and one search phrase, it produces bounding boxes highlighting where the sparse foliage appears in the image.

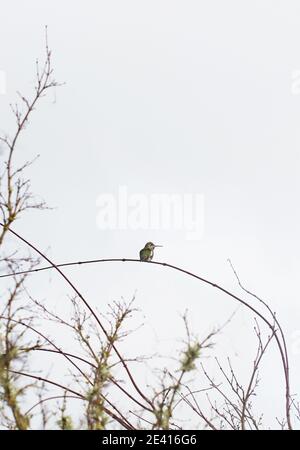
[0,32,297,431]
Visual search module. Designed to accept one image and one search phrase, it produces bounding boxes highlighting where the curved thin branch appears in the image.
[24,395,82,416]
[1,316,151,413]
[0,315,92,385]
[0,223,153,409]
[8,370,133,430]
[227,259,292,429]
[0,224,292,428]
[32,348,152,412]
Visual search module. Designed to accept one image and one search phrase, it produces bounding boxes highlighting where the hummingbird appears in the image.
[139,242,163,261]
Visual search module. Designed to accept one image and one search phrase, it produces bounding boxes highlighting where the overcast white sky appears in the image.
[1,1,300,429]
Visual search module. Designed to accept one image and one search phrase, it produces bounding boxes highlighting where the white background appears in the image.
[1,1,300,429]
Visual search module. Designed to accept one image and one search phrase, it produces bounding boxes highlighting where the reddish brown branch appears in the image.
[0,224,153,410]
[8,370,133,430]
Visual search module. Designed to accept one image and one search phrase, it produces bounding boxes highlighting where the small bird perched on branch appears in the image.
[139,242,163,261]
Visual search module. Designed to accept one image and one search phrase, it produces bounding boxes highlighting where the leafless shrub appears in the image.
[0,30,296,431]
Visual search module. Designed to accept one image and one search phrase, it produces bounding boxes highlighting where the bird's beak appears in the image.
[154,245,163,247]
